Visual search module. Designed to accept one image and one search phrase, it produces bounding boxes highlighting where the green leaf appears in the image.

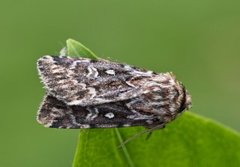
[73,112,240,167]
[66,38,99,60]
[66,39,240,167]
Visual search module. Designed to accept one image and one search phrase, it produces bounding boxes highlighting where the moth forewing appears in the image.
[38,56,156,106]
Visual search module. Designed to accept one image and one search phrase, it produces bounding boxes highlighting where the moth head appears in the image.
[167,72,192,113]
[178,86,192,113]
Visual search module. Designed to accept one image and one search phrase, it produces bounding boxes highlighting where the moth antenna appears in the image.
[118,124,164,148]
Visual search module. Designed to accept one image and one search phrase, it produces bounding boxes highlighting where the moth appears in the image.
[37,55,192,131]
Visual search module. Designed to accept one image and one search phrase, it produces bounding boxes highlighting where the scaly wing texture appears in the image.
[37,56,170,106]
[37,95,166,129]
[37,56,191,129]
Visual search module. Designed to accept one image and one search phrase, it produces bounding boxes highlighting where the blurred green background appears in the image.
[0,0,239,166]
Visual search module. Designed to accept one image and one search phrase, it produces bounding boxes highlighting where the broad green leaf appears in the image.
[66,39,240,167]
[66,38,99,60]
[73,112,240,167]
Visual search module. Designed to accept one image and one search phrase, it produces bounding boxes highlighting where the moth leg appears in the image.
[145,132,152,140]
[145,124,165,140]
[119,123,165,148]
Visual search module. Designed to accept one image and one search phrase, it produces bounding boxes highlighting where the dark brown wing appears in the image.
[37,95,165,129]
[37,56,155,106]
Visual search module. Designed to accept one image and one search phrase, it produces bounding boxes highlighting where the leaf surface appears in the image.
[73,112,240,167]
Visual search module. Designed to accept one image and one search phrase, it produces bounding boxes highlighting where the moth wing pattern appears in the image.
[37,55,164,106]
[37,55,192,130]
[37,95,166,129]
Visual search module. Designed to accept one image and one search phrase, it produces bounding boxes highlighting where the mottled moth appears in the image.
[37,55,192,131]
